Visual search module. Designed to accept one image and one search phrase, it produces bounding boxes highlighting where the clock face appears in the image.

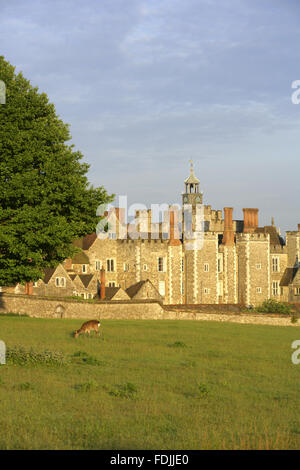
[183,196,188,203]
[196,196,201,202]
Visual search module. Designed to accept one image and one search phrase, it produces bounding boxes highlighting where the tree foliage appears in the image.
[0,56,114,286]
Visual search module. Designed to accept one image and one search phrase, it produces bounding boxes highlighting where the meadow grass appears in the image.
[0,315,300,450]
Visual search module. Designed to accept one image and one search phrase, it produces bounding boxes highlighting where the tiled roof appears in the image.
[82,233,97,250]
[280,267,298,286]
[125,280,147,298]
[105,287,121,300]
[43,268,56,284]
[72,233,97,251]
[78,274,94,288]
[72,251,90,264]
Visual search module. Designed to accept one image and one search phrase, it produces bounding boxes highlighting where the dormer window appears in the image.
[82,264,87,273]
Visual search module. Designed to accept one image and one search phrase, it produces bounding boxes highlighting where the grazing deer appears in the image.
[73,320,101,338]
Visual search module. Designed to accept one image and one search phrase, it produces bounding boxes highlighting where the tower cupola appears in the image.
[182,161,203,205]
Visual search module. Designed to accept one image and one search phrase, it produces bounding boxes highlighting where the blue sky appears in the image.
[1,0,300,234]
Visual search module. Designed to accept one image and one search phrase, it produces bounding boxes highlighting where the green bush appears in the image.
[6,346,66,366]
[256,299,292,315]
[103,382,138,399]
[71,351,104,366]
[168,341,187,348]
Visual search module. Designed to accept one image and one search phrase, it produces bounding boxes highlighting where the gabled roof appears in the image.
[280,267,298,286]
[78,274,94,288]
[43,268,56,284]
[125,280,147,299]
[82,233,97,250]
[105,287,121,300]
[72,233,97,251]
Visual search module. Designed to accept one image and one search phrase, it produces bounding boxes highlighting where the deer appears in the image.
[73,320,101,338]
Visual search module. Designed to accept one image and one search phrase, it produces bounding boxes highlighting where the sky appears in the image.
[1,0,300,235]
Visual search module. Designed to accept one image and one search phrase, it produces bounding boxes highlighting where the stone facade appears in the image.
[12,165,300,307]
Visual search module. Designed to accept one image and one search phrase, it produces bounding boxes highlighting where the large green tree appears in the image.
[0,56,114,286]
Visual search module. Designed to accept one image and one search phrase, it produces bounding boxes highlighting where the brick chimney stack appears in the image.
[100,267,106,300]
[243,208,259,233]
[222,207,235,246]
[169,209,181,246]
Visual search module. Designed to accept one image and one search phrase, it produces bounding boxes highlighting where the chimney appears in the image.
[169,209,181,246]
[243,208,259,233]
[222,207,234,246]
[100,267,106,300]
[25,282,28,295]
[27,281,33,296]
[147,209,152,237]
[115,208,126,239]
[64,258,72,270]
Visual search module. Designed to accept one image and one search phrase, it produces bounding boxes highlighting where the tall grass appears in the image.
[0,316,300,449]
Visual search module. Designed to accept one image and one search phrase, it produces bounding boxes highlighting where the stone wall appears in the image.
[0,293,166,320]
[0,294,299,327]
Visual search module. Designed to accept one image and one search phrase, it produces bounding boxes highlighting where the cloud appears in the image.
[1,0,300,232]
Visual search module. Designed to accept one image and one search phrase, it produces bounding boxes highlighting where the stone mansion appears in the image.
[15,164,300,306]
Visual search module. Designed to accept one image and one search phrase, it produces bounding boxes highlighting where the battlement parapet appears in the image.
[236,233,270,242]
[270,245,287,253]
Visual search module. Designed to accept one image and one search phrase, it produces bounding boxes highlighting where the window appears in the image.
[159,281,165,296]
[218,255,223,273]
[107,259,115,272]
[272,281,279,296]
[256,287,262,294]
[143,264,148,271]
[108,282,116,287]
[204,263,209,272]
[87,293,93,299]
[281,287,284,296]
[217,281,223,296]
[108,232,117,239]
[204,288,210,294]
[295,287,300,296]
[124,263,130,272]
[181,282,184,294]
[82,264,87,273]
[272,257,280,273]
[55,277,65,287]
[95,260,102,270]
[256,264,262,270]
[158,257,164,272]
[181,259,184,272]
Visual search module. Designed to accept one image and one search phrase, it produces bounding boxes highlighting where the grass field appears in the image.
[0,314,300,450]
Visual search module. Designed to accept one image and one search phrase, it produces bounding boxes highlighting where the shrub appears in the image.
[74,380,98,392]
[168,341,187,348]
[71,351,104,366]
[103,382,138,399]
[6,346,66,366]
[256,299,292,315]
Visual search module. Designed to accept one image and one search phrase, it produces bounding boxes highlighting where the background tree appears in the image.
[0,56,114,287]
